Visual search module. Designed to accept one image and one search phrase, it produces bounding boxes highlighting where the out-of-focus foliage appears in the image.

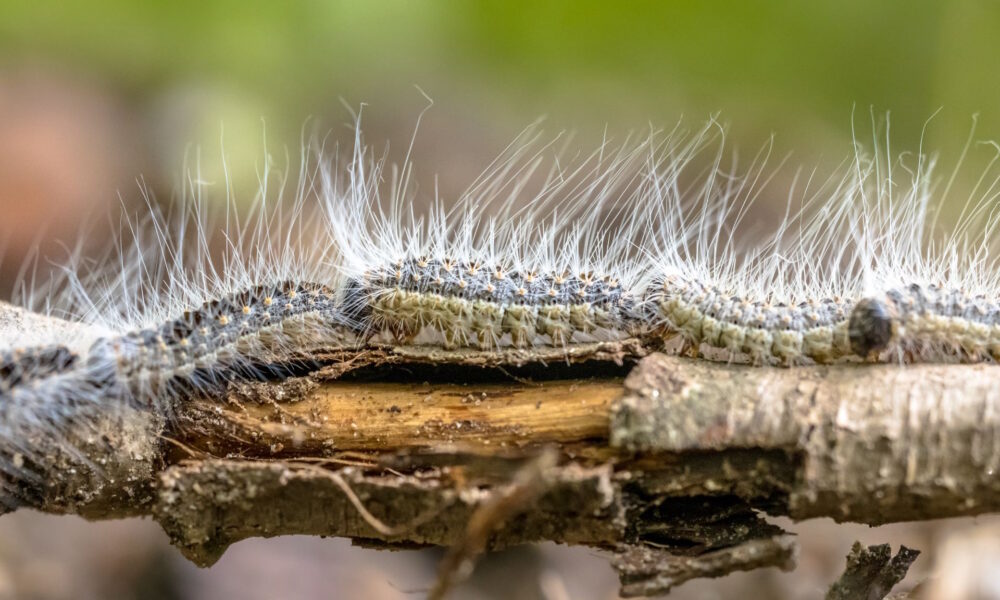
[3,0,1000,155]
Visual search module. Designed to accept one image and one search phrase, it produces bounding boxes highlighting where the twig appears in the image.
[428,449,559,600]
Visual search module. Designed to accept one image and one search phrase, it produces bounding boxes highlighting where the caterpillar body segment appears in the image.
[356,257,642,349]
[0,345,79,394]
[850,284,1000,363]
[98,280,356,399]
[643,275,855,366]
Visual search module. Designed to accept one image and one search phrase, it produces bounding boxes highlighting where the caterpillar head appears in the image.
[337,276,374,333]
[848,297,895,358]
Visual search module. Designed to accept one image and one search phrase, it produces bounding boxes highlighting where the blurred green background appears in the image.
[3,0,1000,246]
[1,2,999,598]
[5,0,999,145]
[4,0,1000,206]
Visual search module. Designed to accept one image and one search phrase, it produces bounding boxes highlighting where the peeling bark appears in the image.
[154,457,620,566]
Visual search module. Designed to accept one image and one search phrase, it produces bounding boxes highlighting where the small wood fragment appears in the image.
[826,542,920,600]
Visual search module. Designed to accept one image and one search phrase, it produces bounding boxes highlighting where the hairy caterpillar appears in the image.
[643,120,1000,366]
[1,113,999,508]
[321,118,674,352]
[92,280,353,396]
[846,129,1000,364]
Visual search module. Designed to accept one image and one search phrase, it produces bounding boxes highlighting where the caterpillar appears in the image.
[846,130,1000,364]
[322,117,673,351]
[1,113,998,509]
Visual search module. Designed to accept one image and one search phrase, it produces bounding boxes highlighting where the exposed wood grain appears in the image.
[177,377,622,457]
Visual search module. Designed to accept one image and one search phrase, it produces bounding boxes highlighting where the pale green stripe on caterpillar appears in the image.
[352,257,641,348]
[642,274,855,365]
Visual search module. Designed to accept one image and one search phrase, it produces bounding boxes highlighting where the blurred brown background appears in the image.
[2,1,1000,598]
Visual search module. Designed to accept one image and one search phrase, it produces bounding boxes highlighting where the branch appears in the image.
[428,449,559,600]
[612,354,1000,523]
[4,302,999,595]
